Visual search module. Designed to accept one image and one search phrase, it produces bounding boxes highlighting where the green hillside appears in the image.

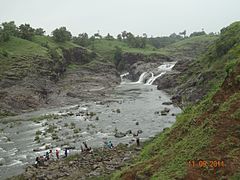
[111,22,240,180]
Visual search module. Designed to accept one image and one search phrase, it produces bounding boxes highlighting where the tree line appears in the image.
[0,21,215,49]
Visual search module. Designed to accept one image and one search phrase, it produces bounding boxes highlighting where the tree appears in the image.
[72,33,90,47]
[143,33,147,38]
[117,34,122,41]
[0,27,9,42]
[179,30,187,37]
[52,27,72,42]
[190,31,206,37]
[121,31,127,39]
[94,32,102,39]
[35,28,45,36]
[18,24,35,40]
[105,33,114,40]
[0,21,18,41]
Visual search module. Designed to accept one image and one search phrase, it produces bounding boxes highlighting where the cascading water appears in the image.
[120,72,129,82]
[145,72,166,85]
[120,62,176,85]
[137,72,147,83]
[145,72,154,84]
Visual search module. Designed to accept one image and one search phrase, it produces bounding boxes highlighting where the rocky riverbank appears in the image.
[0,46,120,117]
[12,143,142,180]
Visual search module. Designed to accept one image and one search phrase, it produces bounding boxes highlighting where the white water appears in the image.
[145,72,166,85]
[120,62,176,85]
[0,61,179,180]
[120,72,129,82]
[137,72,147,83]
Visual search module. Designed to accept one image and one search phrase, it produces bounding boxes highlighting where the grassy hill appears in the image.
[111,22,240,179]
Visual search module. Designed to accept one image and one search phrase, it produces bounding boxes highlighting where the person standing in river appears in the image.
[136,137,140,146]
[64,148,68,157]
[46,151,49,160]
[56,149,59,159]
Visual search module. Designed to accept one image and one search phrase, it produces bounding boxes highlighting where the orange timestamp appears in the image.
[188,160,225,168]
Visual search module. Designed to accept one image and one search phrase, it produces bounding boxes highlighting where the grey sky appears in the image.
[0,0,240,37]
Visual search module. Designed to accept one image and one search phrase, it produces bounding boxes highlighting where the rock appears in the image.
[154,111,159,114]
[171,95,182,104]
[46,174,54,179]
[162,101,173,105]
[96,101,104,105]
[92,164,99,170]
[135,122,139,125]
[69,161,75,166]
[126,130,132,134]
[114,132,126,138]
[161,111,168,116]
[66,92,78,98]
[171,113,176,116]
[36,174,46,180]
[137,130,143,134]
[134,147,142,151]
[161,107,170,115]
[163,127,170,132]
[67,111,74,116]
[89,171,100,176]
[164,107,170,112]
[0,158,5,166]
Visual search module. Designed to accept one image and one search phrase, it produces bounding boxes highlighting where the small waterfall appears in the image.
[137,72,147,83]
[120,72,129,82]
[145,72,154,84]
[119,62,176,85]
[145,72,166,85]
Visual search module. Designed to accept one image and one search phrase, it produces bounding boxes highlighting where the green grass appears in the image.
[32,35,80,50]
[88,39,161,61]
[0,36,48,56]
[158,35,218,56]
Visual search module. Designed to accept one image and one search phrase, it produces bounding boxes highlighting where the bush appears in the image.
[225,59,238,75]
[52,27,72,42]
[18,24,35,40]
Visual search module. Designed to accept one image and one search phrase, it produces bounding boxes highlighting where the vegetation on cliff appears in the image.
[111,22,240,180]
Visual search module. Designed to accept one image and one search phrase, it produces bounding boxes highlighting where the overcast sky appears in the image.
[0,0,240,37]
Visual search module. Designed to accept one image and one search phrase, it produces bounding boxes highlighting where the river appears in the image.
[0,62,181,179]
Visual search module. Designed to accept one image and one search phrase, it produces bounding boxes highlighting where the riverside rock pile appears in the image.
[18,144,141,180]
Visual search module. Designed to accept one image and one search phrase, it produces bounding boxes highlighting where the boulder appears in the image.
[126,130,132,134]
[162,102,173,105]
[114,132,126,138]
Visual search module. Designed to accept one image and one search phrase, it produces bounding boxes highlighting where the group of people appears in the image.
[34,138,140,168]
[35,148,68,167]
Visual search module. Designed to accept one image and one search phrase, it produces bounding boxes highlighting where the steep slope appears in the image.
[157,22,240,107]
[112,22,240,179]
[109,35,217,82]
[0,36,119,117]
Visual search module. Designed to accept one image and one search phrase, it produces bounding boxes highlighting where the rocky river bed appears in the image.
[0,81,181,179]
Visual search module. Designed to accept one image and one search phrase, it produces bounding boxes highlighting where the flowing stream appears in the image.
[0,62,181,179]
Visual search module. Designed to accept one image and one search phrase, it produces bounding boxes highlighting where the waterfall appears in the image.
[137,72,147,83]
[145,72,154,84]
[145,72,166,85]
[120,72,129,82]
[120,62,176,85]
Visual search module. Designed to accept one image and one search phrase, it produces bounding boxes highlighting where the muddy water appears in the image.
[0,83,181,179]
